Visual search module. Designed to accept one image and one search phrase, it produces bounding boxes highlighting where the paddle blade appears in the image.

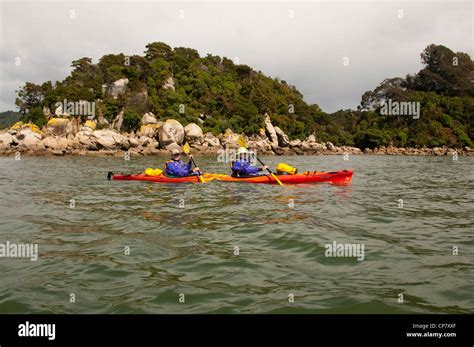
[183,142,190,155]
[238,135,247,148]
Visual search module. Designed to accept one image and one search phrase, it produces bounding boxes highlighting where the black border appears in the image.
[0,314,472,346]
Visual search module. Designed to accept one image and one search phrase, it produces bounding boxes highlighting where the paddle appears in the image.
[182,142,204,183]
[237,135,284,186]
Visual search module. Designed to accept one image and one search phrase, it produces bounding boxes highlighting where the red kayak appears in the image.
[109,170,353,185]
[216,170,353,185]
[110,173,202,183]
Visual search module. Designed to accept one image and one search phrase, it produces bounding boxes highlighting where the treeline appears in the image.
[0,111,21,130]
[12,43,474,148]
[313,44,474,148]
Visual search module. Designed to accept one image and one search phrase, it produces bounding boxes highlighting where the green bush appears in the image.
[440,114,454,128]
[22,107,47,128]
[122,109,142,132]
[455,127,473,147]
[355,128,390,149]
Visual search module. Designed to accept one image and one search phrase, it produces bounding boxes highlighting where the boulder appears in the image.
[274,126,289,147]
[203,132,220,147]
[92,129,126,150]
[326,142,336,151]
[128,137,139,147]
[102,78,129,99]
[137,123,161,138]
[43,106,51,118]
[141,112,158,125]
[68,135,80,149]
[184,123,204,143]
[138,136,151,147]
[165,142,182,153]
[0,132,14,150]
[289,139,302,148]
[70,117,81,134]
[264,113,278,147]
[121,139,130,151]
[311,143,326,152]
[97,114,109,126]
[9,122,42,135]
[51,150,65,156]
[75,131,97,150]
[42,136,70,151]
[162,77,175,91]
[190,143,209,152]
[307,134,316,143]
[251,139,273,153]
[82,120,97,131]
[111,110,124,131]
[44,118,73,136]
[220,129,242,148]
[157,119,184,147]
[142,140,160,155]
[274,147,291,155]
[432,147,445,156]
[292,146,304,155]
[18,129,44,151]
[300,141,311,150]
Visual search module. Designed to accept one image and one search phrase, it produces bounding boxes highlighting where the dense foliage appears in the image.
[0,111,22,129]
[11,42,473,148]
[297,44,473,148]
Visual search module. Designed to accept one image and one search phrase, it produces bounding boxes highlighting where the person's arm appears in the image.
[165,162,173,175]
[174,161,192,176]
[242,162,260,175]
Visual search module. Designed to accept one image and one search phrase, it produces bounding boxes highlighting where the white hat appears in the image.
[237,147,249,155]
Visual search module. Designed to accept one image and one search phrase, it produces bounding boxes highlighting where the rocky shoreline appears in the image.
[1,113,472,157]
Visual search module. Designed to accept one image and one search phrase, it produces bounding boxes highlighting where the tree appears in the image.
[15,82,43,115]
[22,107,47,128]
[144,42,173,61]
[122,108,141,132]
[409,44,474,96]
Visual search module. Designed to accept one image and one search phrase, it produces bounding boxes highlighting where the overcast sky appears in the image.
[0,1,472,113]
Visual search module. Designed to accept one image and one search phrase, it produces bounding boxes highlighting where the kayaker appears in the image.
[165,148,200,177]
[231,147,268,177]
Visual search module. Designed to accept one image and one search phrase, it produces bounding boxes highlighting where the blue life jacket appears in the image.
[165,159,192,177]
[231,159,260,177]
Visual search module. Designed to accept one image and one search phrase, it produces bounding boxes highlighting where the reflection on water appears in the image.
[0,155,473,313]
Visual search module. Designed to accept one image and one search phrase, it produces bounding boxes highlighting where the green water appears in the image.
[0,155,472,313]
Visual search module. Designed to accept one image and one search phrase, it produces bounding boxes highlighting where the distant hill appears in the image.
[13,42,474,148]
[0,111,22,129]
